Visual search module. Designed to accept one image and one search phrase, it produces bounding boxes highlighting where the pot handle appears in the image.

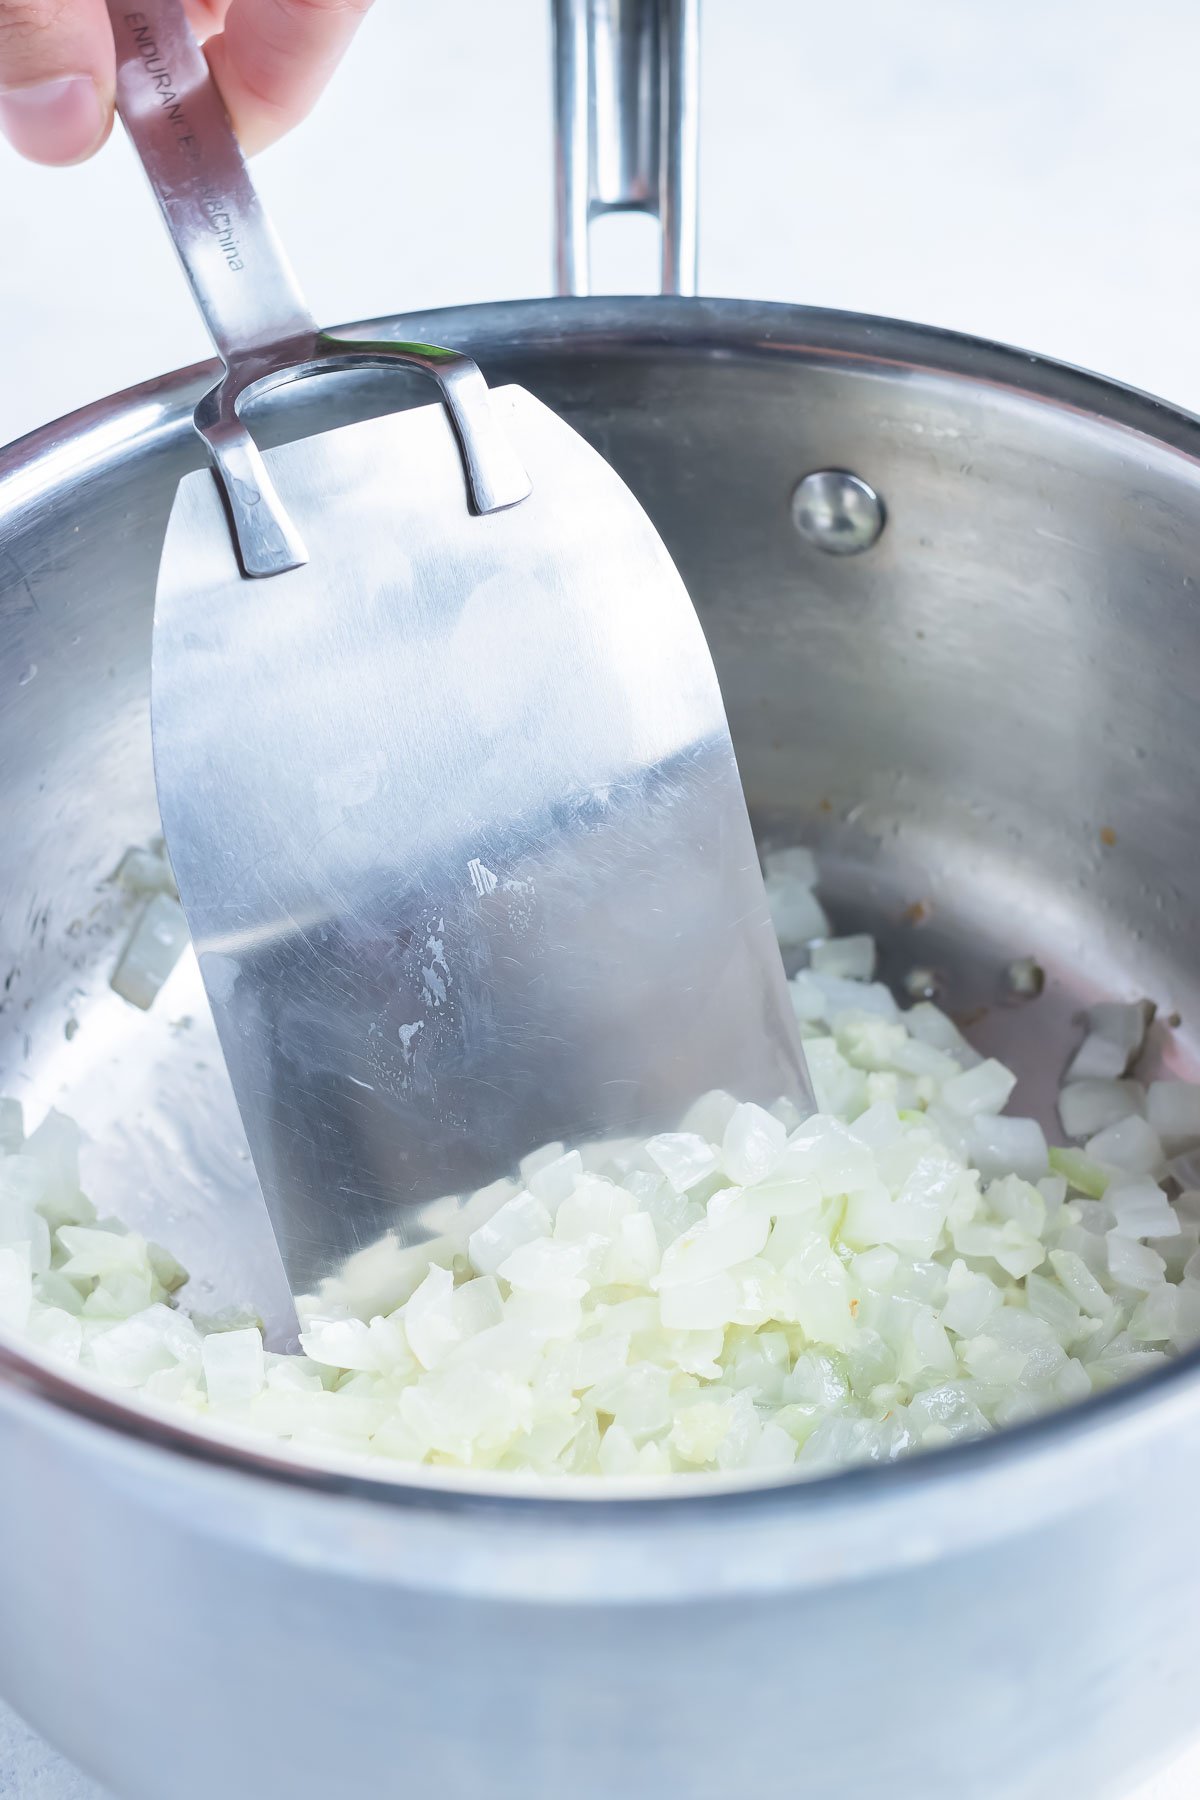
[552,0,700,297]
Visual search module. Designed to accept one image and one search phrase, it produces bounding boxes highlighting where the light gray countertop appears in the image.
[2,0,1199,1793]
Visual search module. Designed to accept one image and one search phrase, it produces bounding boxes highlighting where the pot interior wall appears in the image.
[2,303,1198,1341]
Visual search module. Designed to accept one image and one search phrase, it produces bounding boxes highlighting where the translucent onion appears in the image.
[2,851,1197,1484]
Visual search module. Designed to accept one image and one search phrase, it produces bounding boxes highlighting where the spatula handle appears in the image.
[105,0,530,579]
[107,0,316,365]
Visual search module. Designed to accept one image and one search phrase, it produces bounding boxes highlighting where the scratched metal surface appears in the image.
[152,386,809,1300]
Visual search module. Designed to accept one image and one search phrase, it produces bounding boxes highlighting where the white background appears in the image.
[4,0,1200,445]
[3,0,1200,1791]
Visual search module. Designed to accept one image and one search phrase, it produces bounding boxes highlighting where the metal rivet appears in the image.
[791,470,885,555]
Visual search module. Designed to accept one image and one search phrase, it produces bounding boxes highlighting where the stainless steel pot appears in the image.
[3,6,1200,1797]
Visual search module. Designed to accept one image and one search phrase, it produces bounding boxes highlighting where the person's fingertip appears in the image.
[212,0,375,155]
[0,74,108,165]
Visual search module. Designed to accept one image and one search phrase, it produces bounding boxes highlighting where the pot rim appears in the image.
[3,291,1199,1518]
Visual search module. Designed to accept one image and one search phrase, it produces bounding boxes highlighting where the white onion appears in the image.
[1057,1079,1144,1142]
[3,846,1199,1484]
[1047,1249,1112,1318]
[1085,1000,1155,1059]
[721,1102,786,1186]
[200,1327,265,1405]
[526,1150,583,1206]
[810,936,877,981]
[763,845,818,889]
[91,1308,183,1389]
[968,1115,1049,1183]
[1105,1233,1167,1293]
[1107,1176,1180,1241]
[110,892,188,1012]
[1063,1034,1131,1084]
[904,1003,981,1068]
[114,842,178,900]
[1084,1114,1163,1177]
[645,1132,718,1194]
[27,1305,83,1363]
[1145,1080,1200,1149]
[808,974,901,1023]
[467,1192,553,1277]
[939,1059,1018,1119]
[1129,1285,1181,1343]
[762,847,829,947]
[1061,1001,1153,1086]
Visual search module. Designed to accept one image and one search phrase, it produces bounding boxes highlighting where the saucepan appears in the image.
[1,2,1198,1795]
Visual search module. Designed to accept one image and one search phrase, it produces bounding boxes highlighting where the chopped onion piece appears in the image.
[969,1115,1049,1183]
[1048,1145,1110,1199]
[201,1327,265,1405]
[1062,1001,1152,1084]
[940,1059,1017,1119]
[657,1272,738,1331]
[1057,1079,1144,1142]
[110,893,188,1011]
[722,1103,786,1186]
[645,1132,718,1195]
[763,845,818,889]
[1063,1034,1130,1084]
[808,975,900,1022]
[526,1151,583,1207]
[1085,999,1155,1057]
[1170,1149,1200,1192]
[1106,1233,1167,1293]
[1128,1286,1180,1344]
[764,867,829,948]
[810,936,876,981]
[904,1003,981,1068]
[1145,1080,1200,1149]
[1047,1249,1112,1318]
[1107,1177,1180,1242]
[1084,1114,1163,1178]
[468,1192,552,1277]
[114,843,178,899]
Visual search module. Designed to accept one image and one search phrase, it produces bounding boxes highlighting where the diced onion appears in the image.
[940,1059,1018,1119]
[1058,1079,1144,1142]
[968,1115,1049,1183]
[2,844,1197,1485]
[1084,1114,1163,1178]
[1107,1177,1180,1242]
[810,936,877,981]
[1145,1080,1200,1149]
[110,893,188,1011]
[762,848,830,947]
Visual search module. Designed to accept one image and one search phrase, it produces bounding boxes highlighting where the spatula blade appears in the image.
[152,387,811,1298]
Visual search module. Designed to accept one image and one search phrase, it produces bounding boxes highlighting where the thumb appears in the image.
[0,0,114,164]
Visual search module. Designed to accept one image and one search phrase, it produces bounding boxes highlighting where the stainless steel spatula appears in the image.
[112,0,812,1304]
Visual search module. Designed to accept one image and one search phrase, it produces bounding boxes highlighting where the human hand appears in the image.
[0,0,374,165]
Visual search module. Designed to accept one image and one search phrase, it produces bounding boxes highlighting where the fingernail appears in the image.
[0,76,104,165]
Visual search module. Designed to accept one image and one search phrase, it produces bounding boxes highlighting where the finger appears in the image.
[0,0,114,164]
[206,0,374,156]
[181,0,232,40]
